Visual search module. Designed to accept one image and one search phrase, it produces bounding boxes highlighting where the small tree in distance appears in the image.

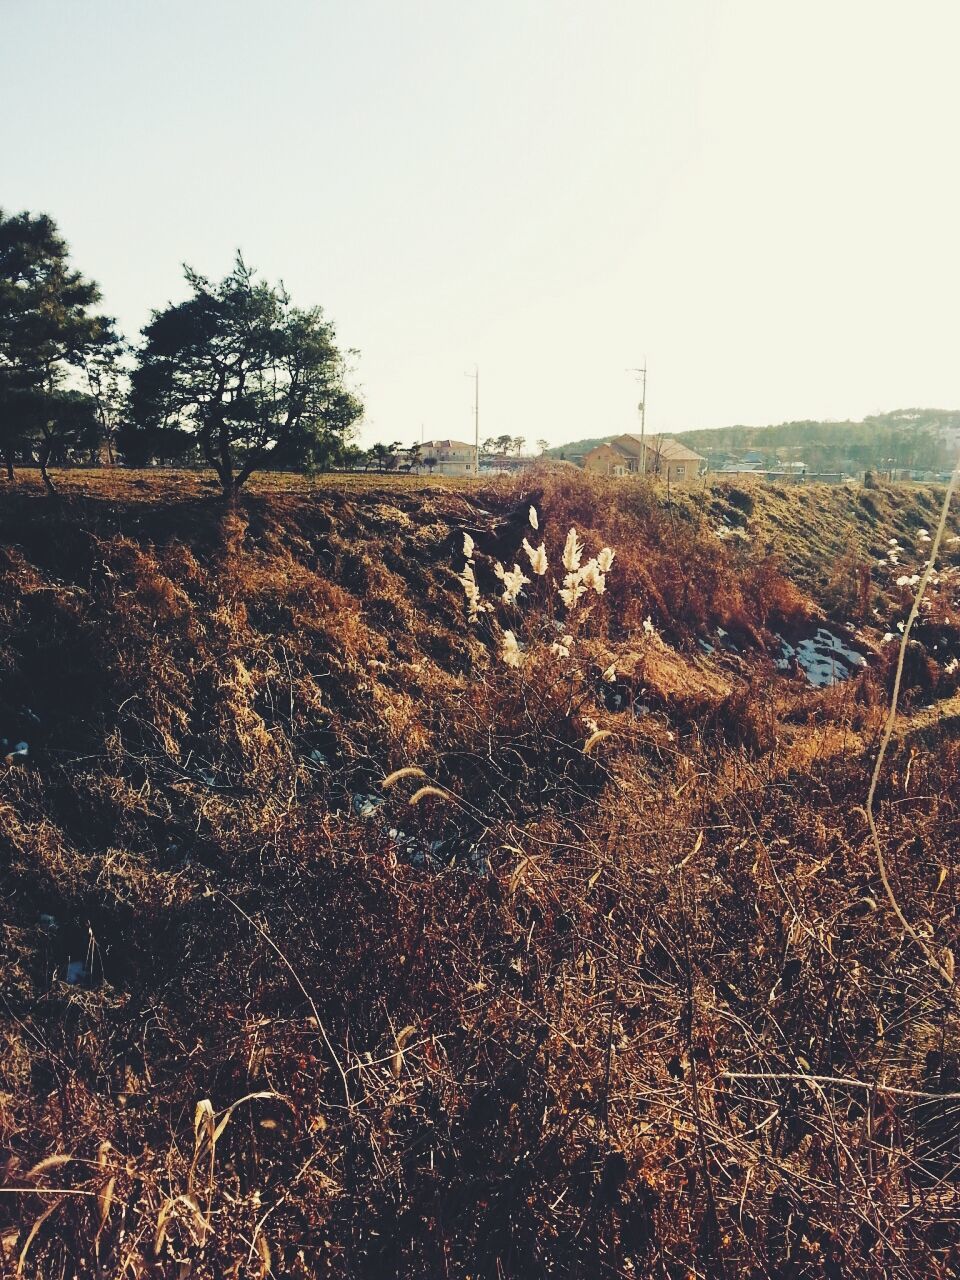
[83,332,129,465]
[130,254,362,496]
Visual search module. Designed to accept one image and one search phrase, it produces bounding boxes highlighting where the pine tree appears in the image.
[0,210,113,489]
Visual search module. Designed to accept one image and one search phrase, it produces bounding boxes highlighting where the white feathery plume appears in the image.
[501,564,531,604]
[559,572,587,608]
[458,561,483,621]
[501,629,522,668]
[580,559,606,595]
[562,528,583,572]
[522,538,548,575]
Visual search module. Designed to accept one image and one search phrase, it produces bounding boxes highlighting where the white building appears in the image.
[415,439,478,476]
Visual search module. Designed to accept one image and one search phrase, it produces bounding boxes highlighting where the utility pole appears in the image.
[627,362,647,473]
[465,365,479,474]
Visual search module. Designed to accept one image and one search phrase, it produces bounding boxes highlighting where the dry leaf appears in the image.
[584,729,613,754]
[509,856,532,896]
[391,1024,417,1077]
[95,1176,116,1252]
[18,1201,61,1276]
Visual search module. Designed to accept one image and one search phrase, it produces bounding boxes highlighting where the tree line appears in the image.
[678,412,958,474]
[553,412,959,476]
[0,208,364,495]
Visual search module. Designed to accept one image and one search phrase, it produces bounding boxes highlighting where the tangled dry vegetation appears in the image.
[1,468,960,1278]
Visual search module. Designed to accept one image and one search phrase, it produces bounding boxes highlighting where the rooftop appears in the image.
[616,435,706,463]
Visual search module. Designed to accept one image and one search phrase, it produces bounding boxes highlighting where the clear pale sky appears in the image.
[4,0,959,448]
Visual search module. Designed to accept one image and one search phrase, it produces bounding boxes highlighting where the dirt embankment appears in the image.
[1,468,959,1279]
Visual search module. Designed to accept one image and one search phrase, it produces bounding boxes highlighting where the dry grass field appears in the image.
[1,465,959,1278]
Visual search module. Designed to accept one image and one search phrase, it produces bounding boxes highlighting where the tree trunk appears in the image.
[234,443,269,494]
[4,450,13,481]
[39,441,57,495]
[214,414,233,496]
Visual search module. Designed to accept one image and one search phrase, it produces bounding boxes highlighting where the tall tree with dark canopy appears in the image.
[0,209,112,489]
[131,255,362,495]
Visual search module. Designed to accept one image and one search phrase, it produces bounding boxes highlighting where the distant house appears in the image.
[415,440,478,476]
[581,442,630,477]
[582,434,706,484]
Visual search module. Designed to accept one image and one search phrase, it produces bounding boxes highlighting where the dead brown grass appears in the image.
[0,467,958,1277]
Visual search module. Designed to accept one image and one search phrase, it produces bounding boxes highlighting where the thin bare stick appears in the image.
[723,1070,960,1102]
[865,456,960,986]
[218,891,352,1109]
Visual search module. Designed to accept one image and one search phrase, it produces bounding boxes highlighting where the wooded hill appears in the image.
[553,407,960,472]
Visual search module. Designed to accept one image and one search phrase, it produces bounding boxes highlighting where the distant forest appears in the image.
[552,408,960,473]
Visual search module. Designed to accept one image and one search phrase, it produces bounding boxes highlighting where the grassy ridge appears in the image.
[1,468,959,1277]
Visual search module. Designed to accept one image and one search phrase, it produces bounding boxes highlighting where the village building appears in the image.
[581,442,630,476]
[582,434,706,484]
[414,439,478,476]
